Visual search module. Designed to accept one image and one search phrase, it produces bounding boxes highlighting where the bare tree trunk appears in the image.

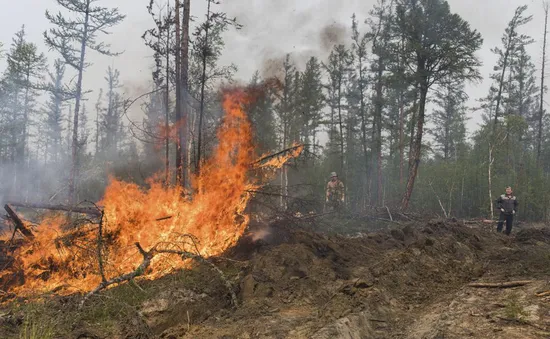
[401,83,427,211]
[408,85,419,170]
[94,91,101,156]
[68,0,90,205]
[22,72,30,171]
[181,0,190,186]
[538,3,548,166]
[374,59,383,206]
[280,127,287,210]
[461,173,465,216]
[488,145,495,219]
[398,38,406,185]
[337,79,345,177]
[358,54,369,210]
[165,4,171,184]
[398,88,405,185]
[174,0,182,186]
[196,0,211,176]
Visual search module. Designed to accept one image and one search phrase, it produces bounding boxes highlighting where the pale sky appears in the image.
[0,0,548,135]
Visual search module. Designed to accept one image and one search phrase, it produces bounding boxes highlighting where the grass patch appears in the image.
[0,263,238,338]
[504,292,530,321]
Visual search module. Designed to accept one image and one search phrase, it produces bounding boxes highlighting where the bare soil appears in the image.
[1,218,550,338]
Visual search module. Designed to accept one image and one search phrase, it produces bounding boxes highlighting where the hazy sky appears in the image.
[0,0,548,134]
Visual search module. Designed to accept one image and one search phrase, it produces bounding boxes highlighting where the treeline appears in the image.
[0,0,549,221]
[238,2,550,221]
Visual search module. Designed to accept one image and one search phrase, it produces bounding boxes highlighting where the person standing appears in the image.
[495,186,518,235]
[325,172,345,212]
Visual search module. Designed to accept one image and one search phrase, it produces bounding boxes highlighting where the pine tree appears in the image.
[368,0,393,206]
[4,26,47,173]
[537,2,549,166]
[102,66,122,157]
[431,80,468,161]
[394,0,483,210]
[350,14,370,202]
[489,5,532,128]
[192,1,240,174]
[44,59,69,163]
[142,0,174,183]
[299,57,324,148]
[244,71,277,153]
[44,0,125,204]
[323,44,353,177]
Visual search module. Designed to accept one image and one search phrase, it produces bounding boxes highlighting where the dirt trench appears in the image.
[152,219,550,338]
[1,219,550,338]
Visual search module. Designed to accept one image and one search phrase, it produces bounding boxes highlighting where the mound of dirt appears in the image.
[2,219,550,338]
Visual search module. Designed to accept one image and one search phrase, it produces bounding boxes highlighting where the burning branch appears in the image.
[5,202,102,217]
[251,144,304,168]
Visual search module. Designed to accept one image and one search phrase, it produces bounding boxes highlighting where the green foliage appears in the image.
[394,0,484,87]
[243,71,277,154]
[504,292,530,321]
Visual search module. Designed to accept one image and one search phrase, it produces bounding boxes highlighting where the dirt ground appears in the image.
[1,217,550,338]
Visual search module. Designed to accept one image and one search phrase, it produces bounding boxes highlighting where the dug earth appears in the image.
[1,219,550,338]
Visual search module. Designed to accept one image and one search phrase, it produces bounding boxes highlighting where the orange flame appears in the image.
[3,89,302,296]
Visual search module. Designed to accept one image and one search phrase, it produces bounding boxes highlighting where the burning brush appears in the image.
[0,89,303,302]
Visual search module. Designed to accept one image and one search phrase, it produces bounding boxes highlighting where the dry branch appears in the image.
[80,242,153,308]
[80,242,239,309]
[468,280,533,288]
[384,206,393,221]
[96,211,107,283]
[155,248,239,307]
[6,202,102,216]
[4,204,34,239]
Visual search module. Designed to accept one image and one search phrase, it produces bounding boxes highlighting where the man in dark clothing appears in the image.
[495,186,518,235]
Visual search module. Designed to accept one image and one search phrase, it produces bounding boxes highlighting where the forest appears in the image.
[1,0,550,222]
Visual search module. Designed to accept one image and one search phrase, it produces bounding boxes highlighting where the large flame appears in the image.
[2,90,301,296]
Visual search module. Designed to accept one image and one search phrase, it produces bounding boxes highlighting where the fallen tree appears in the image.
[5,202,102,217]
[468,280,533,288]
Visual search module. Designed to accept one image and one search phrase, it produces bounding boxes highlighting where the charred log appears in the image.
[4,204,34,239]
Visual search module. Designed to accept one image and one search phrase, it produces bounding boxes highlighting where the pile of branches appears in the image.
[1,202,239,308]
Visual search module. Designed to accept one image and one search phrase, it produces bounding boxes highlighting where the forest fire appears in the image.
[1,89,302,297]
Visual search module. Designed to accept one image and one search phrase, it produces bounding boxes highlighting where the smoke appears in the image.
[320,22,348,51]
[248,225,272,242]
